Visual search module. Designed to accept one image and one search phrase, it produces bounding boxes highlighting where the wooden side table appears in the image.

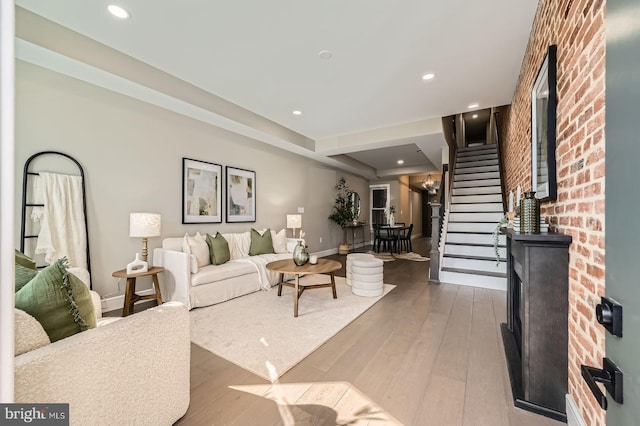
[112,266,164,317]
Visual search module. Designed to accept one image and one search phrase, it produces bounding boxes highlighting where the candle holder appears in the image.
[506,211,516,228]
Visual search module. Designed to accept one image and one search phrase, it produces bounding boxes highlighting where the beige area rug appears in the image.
[190,275,395,381]
[367,251,430,262]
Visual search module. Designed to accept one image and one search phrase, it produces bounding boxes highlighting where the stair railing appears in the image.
[492,108,507,213]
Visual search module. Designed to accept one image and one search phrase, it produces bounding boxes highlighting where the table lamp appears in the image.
[286,214,302,238]
[129,212,162,262]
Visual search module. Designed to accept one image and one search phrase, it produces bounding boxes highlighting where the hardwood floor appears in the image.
[171,238,563,426]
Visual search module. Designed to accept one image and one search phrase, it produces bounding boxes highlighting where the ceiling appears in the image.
[15,0,538,181]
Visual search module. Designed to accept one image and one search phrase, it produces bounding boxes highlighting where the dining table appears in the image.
[379,224,409,253]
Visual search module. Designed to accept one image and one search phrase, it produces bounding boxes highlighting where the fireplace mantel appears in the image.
[500,228,572,422]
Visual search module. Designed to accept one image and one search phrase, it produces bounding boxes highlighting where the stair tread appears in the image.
[449,208,504,211]
[456,169,499,175]
[458,145,497,152]
[445,242,506,248]
[441,267,506,278]
[446,231,496,235]
[457,158,498,163]
[443,254,505,262]
[448,220,504,223]
[452,192,502,196]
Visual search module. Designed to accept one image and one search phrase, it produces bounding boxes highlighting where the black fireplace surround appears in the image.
[501,228,572,422]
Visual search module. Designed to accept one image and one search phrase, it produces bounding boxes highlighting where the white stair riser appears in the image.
[456,153,498,163]
[438,271,507,291]
[456,159,499,168]
[449,212,505,222]
[454,178,501,188]
[455,172,500,181]
[452,186,501,195]
[456,165,499,175]
[452,194,502,204]
[445,245,507,258]
[442,257,506,273]
[458,146,497,155]
[447,233,505,245]
[448,222,498,233]
[451,203,503,212]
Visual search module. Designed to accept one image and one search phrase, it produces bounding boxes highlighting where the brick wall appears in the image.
[500,0,606,424]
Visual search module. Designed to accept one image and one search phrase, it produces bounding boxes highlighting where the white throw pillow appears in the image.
[271,228,288,254]
[223,232,251,260]
[182,232,211,268]
[14,308,50,356]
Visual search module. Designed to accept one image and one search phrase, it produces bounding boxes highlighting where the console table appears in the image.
[343,222,368,252]
[500,228,572,422]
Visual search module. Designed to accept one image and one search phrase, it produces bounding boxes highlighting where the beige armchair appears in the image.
[14,292,190,426]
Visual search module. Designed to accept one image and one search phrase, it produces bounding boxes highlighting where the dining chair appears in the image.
[374,224,397,253]
[398,223,414,253]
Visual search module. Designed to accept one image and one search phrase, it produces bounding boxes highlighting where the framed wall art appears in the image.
[225,166,256,222]
[531,44,558,201]
[182,158,222,224]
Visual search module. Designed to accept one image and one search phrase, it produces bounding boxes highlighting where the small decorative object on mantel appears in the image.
[493,215,509,265]
[520,191,541,234]
[126,252,148,274]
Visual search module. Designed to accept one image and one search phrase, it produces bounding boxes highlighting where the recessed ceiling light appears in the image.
[472,114,478,119]
[292,110,302,116]
[468,103,479,109]
[397,160,404,165]
[318,50,333,60]
[108,5,130,19]
[422,73,435,81]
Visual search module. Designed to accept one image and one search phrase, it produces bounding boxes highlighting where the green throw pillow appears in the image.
[249,228,275,256]
[15,263,39,292]
[15,258,96,343]
[15,249,36,270]
[206,232,231,265]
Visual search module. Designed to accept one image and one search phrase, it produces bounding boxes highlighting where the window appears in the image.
[369,184,390,228]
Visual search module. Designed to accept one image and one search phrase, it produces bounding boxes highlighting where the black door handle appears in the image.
[581,357,624,410]
[596,296,623,337]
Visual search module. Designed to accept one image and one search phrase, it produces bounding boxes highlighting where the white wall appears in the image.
[15,61,367,298]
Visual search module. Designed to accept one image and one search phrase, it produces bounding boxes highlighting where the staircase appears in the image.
[439,144,507,291]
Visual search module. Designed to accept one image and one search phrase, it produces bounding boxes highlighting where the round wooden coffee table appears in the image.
[266,258,342,317]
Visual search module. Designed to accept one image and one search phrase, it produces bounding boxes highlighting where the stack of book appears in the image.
[512,217,549,233]
[540,217,549,233]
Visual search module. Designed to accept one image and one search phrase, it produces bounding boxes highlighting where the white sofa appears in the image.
[14,268,190,426]
[153,231,300,310]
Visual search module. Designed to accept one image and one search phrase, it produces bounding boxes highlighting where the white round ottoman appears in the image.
[346,253,375,287]
[350,257,384,297]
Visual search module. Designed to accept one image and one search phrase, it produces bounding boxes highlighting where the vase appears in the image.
[293,240,309,266]
[126,253,148,274]
[389,214,395,226]
[520,191,540,234]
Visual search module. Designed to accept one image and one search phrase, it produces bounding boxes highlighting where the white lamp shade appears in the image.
[286,214,302,229]
[129,213,162,237]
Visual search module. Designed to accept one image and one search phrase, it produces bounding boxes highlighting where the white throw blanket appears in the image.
[31,172,87,269]
[237,254,284,290]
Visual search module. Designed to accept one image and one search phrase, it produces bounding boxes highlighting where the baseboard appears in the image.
[100,288,156,313]
[313,247,338,258]
[566,394,587,426]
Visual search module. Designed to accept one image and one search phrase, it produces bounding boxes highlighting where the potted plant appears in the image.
[328,177,356,254]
